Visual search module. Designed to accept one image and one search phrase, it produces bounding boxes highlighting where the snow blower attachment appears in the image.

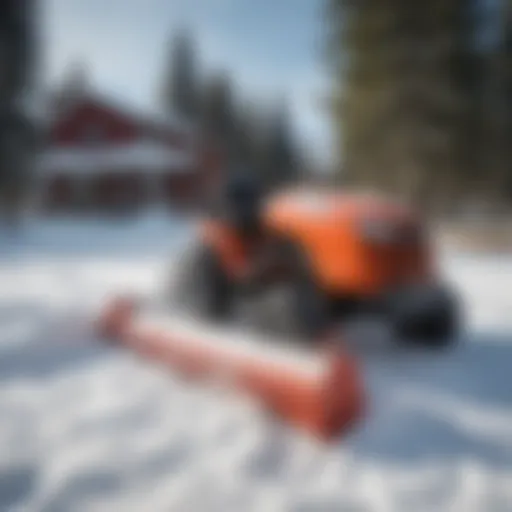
[96,183,460,440]
[97,297,364,441]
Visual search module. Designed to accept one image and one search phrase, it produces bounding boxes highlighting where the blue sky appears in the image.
[44,0,333,165]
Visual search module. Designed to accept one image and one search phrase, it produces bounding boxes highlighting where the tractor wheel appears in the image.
[389,285,460,348]
[172,241,234,321]
[196,243,234,320]
[282,241,333,341]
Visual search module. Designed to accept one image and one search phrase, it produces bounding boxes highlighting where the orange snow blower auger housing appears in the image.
[188,184,460,347]
[98,297,364,441]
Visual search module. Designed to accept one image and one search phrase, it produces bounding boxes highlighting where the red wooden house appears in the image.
[36,90,223,214]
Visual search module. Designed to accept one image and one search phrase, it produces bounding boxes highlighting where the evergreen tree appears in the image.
[53,60,90,114]
[231,101,262,173]
[452,0,484,201]
[500,0,512,201]
[325,0,479,211]
[200,71,237,167]
[0,0,38,214]
[472,0,511,207]
[161,29,199,121]
[260,102,299,191]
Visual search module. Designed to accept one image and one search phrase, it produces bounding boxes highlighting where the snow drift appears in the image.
[0,214,511,511]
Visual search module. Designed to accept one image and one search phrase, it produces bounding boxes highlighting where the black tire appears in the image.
[421,295,460,348]
[280,241,333,341]
[175,241,234,321]
[391,286,460,348]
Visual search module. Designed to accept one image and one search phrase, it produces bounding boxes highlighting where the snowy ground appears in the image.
[0,213,511,512]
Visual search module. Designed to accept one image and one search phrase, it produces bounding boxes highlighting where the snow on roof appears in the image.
[37,140,194,175]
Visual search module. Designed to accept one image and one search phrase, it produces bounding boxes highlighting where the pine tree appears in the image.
[53,61,90,114]
[499,0,512,203]
[451,0,484,202]
[231,101,260,171]
[161,29,199,121]
[200,71,237,168]
[0,0,38,215]
[325,0,478,212]
[233,105,256,168]
[472,0,511,208]
[260,102,299,191]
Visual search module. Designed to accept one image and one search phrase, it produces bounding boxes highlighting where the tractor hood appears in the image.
[264,187,417,230]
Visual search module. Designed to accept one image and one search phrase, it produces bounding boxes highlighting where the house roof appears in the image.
[48,86,195,137]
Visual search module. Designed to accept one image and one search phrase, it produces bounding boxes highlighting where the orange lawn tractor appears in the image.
[174,175,460,347]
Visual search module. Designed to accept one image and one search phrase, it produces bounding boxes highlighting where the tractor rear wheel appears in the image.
[281,241,333,341]
[174,241,234,321]
[388,285,460,348]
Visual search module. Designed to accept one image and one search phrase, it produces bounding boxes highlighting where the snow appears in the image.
[0,215,511,512]
[38,141,194,175]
